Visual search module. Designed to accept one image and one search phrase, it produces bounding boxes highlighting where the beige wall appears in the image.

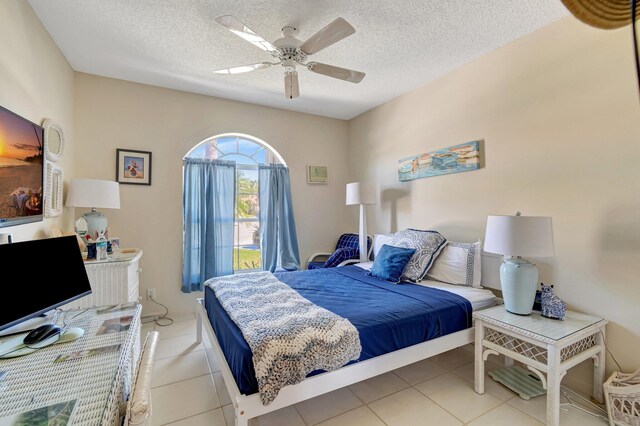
[348,17,640,386]
[74,73,351,316]
[0,0,76,241]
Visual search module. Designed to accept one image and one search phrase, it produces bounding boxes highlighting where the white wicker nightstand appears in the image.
[473,306,608,426]
[68,249,143,309]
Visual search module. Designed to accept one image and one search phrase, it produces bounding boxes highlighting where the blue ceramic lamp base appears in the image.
[500,257,538,316]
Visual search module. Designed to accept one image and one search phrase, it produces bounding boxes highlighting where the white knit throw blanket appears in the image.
[206,272,361,405]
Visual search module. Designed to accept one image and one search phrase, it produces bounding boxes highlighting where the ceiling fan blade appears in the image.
[213,62,274,75]
[307,62,365,83]
[215,15,277,53]
[300,17,355,55]
[284,71,299,99]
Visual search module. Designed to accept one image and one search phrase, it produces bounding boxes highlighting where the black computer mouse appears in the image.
[23,324,62,345]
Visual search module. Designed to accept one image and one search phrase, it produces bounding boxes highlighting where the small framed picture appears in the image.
[109,237,120,251]
[307,165,328,184]
[116,149,152,185]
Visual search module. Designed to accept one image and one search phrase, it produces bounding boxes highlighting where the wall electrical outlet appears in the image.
[147,288,156,300]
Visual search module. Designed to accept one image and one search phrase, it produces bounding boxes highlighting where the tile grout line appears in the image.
[154,344,205,361]
[348,380,412,406]
[343,384,391,426]
[161,407,223,426]
[389,370,412,387]
[412,385,467,424]
[292,403,309,426]
[463,399,513,424]
[151,371,214,390]
[301,387,366,425]
[506,399,555,425]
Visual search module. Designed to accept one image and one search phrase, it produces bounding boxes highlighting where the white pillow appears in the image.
[372,233,394,259]
[427,241,482,287]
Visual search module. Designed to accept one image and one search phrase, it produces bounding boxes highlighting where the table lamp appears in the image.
[66,179,120,241]
[346,182,376,262]
[484,212,554,315]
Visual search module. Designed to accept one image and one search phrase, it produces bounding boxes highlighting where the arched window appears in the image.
[185,133,285,272]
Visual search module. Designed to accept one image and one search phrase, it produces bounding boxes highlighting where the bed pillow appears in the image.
[324,247,359,268]
[372,233,394,259]
[427,241,482,287]
[368,244,416,283]
[389,229,447,282]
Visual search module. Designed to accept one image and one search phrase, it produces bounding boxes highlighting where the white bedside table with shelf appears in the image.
[67,249,143,309]
[473,305,608,426]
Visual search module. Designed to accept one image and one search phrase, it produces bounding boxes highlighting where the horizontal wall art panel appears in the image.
[398,140,482,182]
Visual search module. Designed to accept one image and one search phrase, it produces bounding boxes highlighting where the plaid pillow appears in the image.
[324,247,359,268]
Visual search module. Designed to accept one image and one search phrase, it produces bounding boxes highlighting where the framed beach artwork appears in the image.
[307,165,328,184]
[398,141,482,182]
[116,149,152,185]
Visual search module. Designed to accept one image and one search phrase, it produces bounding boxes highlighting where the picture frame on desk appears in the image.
[109,237,120,251]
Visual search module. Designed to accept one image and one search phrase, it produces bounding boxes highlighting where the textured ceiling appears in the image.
[28,0,568,120]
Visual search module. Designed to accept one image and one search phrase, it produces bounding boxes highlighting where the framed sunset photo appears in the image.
[116,149,152,185]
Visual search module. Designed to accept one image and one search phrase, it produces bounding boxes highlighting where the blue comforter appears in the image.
[204,265,472,396]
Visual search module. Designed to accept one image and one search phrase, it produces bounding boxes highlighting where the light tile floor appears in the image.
[144,316,609,426]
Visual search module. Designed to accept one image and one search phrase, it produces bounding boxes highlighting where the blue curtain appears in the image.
[259,164,301,272]
[182,158,236,293]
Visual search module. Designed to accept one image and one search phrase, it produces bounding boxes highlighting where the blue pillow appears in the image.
[368,244,416,283]
[324,247,359,268]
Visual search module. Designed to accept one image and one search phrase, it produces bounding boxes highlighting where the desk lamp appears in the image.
[484,213,554,315]
[66,179,120,241]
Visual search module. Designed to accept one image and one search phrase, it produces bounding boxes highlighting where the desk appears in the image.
[474,306,607,426]
[0,304,141,425]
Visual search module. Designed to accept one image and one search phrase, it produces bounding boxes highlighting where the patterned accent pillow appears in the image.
[324,247,359,268]
[389,229,447,282]
[427,241,482,287]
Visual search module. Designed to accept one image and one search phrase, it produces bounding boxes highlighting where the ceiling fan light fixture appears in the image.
[284,71,299,99]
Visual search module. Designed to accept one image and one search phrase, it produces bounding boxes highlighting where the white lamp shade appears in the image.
[484,215,554,257]
[66,179,121,209]
[346,182,376,205]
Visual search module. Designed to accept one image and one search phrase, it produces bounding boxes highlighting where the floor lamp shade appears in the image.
[346,182,376,205]
[484,214,554,315]
[66,179,120,240]
[346,182,376,262]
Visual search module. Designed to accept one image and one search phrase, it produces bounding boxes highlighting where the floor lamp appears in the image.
[346,182,376,262]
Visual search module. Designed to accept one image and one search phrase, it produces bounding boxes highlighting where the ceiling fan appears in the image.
[213,16,366,99]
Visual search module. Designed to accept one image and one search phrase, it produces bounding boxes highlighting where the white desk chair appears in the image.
[125,331,159,426]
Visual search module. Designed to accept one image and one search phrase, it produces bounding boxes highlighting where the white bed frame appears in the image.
[196,298,475,426]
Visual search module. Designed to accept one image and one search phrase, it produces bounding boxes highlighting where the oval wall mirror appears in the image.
[42,118,65,162]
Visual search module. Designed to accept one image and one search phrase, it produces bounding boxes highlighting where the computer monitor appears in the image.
[0,235,92,332]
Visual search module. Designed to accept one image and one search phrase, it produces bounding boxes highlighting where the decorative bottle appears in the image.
[96,231,108,261]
